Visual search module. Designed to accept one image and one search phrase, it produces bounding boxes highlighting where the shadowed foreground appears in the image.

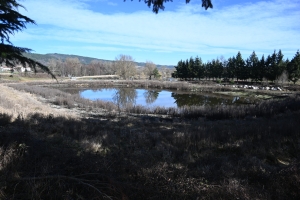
[1,109,300,199]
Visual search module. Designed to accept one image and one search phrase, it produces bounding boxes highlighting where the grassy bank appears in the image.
[1,81,300,199]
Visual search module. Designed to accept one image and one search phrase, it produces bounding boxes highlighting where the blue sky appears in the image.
[13,0,300,65]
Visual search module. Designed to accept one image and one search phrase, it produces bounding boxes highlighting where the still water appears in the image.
[79,87,257,108]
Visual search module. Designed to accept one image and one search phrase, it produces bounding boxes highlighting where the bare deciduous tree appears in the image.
[159,66,173,80]
[143,61,157,80]
[87,60,110,76]
[48,58,63,76]
[64,57,82,77]
[136,66,146,79]
[114,55,136,79]
[276,70,288,86]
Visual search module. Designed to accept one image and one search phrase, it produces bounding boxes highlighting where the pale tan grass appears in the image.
[0,84,78,120]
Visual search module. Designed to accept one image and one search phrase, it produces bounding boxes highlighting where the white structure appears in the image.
[0,67,12,72]
[20,67,32,72]
[0,63,31,73]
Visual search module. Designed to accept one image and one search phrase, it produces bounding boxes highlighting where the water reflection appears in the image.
[79,87,258,108]
[112,89,161,108]
[112,88,137,108]
[143,90,159,104]
[172,93,229,107]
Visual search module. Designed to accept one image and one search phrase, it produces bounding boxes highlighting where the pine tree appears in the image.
[259,55,266,81]
[188,57,196,79]
[226,57,236,81]
[265,54,273,81]
[216,58,223,79]
[204,62,212,80]
[275,50,286,80]
[182,59,189,80]
[152,67,161,79]
[266,50,285,82]
[210,60,216,80]
[172,60,183,79]
[235,52,246,81]
[210,59,223,80]
[0,0,54,78]
[248,51,259,82]
[287,50,300,84]
[195,56,204,80]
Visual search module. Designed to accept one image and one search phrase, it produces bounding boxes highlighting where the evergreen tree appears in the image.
[266,50,285,82]
[258,55,266,81]
[226,57,236,80]
[0,0,54,78]
[210,59,217,80]
[217,59,224,79]
[265,54,273,81]
[152,68,161,79]
[275,50,286,80]
[188,57,196,79]
[171,70,178,78]
[182,59,190,80]
[195,56,204,80]
[204,62,212,80]
[248,51,259,82]
[245,58,251,80]
[287,50,300,84]
[173,60,183,79]
[211,58,223,80]
[235,52,246,81]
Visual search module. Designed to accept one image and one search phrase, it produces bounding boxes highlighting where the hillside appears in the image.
[23,53,111,65]
[23,53,174,69]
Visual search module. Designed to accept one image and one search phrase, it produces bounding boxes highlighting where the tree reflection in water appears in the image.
[112,88,137,108]
[143,90,160,104]
[80,88,254,108]
[171,93,228,107]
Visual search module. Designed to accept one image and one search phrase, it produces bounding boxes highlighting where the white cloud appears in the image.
[107,2,118,6]
[16,0,300,62]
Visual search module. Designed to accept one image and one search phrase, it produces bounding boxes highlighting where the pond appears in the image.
[78,87,260,108]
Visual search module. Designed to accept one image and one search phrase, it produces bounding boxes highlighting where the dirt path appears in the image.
[0,84,78,120]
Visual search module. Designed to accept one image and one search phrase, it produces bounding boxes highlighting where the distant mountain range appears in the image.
[23,53,174,69]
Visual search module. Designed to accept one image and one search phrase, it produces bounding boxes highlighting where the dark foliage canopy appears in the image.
[287,50,300,84]
[127,0,213,13]
[172,50,297,84]
[0,0,55,78]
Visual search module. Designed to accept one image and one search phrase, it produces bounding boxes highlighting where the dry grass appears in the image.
[0,84,78,120]
[0,109,299,199]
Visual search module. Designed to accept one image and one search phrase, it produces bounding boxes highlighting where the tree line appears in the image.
[45,54,171,80]
[172,50,300,84]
